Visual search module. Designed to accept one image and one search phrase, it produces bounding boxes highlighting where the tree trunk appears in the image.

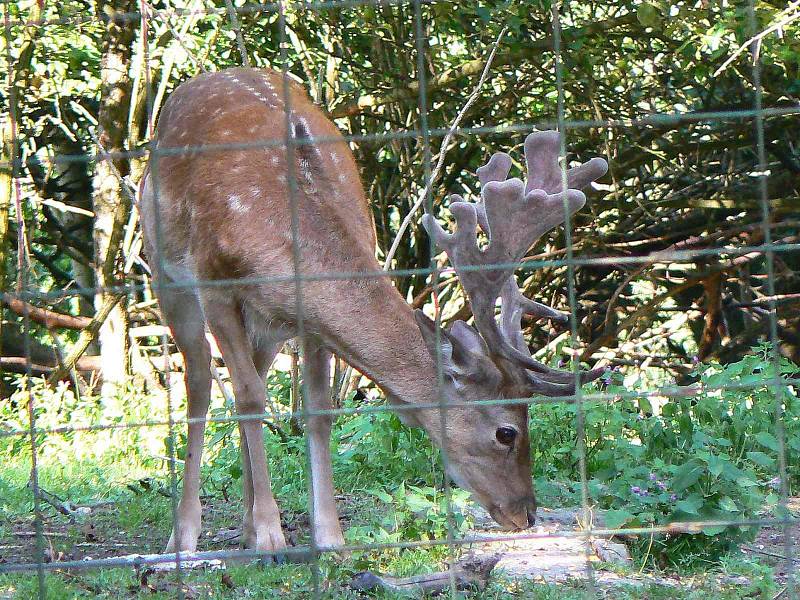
[0,121,12,358]
[93,0,136,399]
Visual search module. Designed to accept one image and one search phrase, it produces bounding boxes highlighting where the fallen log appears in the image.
[350,553,501,596]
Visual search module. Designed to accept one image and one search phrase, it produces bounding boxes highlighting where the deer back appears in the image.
[142,67,379,303]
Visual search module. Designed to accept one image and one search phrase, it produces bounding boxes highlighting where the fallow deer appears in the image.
[139,67,608,555]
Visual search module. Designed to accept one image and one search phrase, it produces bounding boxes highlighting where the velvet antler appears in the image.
[422,131,608,396]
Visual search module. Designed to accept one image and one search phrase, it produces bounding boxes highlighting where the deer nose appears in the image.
[522,496,537,527]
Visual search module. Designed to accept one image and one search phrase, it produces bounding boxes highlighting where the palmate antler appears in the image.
[422,131,608,396]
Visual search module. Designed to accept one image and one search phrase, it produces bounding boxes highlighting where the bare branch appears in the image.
[713,0,800,77]
[224,0,250,68]
[1,293,92,330]
[47,292,125,385]
[383,26,508,271]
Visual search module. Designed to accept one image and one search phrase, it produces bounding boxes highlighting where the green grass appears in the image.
[1,350,795,598]
[0,427,784,599]
[0,563,780,599]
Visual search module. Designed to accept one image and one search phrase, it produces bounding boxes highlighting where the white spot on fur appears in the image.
[277,174,286,183]
[270,155,280,166]
[228,194,248,214]
[299,158,314,187]
[330,152,341,165]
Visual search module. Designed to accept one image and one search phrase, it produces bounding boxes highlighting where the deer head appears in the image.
[412,131,608,528]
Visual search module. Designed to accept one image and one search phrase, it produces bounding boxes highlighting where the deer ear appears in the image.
[414,310,455,367]
[449,320,490,358]
[413,310,480,374]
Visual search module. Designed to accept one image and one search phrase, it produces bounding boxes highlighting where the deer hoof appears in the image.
[315,530,348,560]
[164,527,200,554]
[253,525,288,563]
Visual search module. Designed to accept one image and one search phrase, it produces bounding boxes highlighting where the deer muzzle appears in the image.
[488,496,537,530]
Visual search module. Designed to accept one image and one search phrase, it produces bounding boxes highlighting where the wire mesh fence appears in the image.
[1,1,799,598]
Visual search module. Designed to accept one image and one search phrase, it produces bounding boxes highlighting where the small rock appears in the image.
[720,575,752,586]
[537,506,607,530]
[591,538,631,566]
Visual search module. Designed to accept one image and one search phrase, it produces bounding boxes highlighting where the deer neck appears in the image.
[322,277,440,415]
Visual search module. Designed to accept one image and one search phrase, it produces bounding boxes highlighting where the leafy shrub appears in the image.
[348,483,472,546]
[0,377,171,464]
[531,345,799,567]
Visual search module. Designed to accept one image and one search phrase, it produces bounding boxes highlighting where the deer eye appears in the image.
[495,426,517,446]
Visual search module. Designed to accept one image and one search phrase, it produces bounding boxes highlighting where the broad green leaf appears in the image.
[604,509,634,529]
[721,461,746,482]
[676,494,703,515]
[735,476,759,487]
[672,460,704,492]
[371,489,393,503]
[707,454,725,477]
[227,462,242,479]
[719,496,739,512]
[746,451,776,468]
[739,374,762,386]
[755,432,779,452]
[405,494,432,513]
[637,3,662,27]
[702,525,727,535]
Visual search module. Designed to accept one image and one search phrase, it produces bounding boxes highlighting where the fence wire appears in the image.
[1,1,799,599]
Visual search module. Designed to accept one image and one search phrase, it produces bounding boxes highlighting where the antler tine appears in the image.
[477,152,512,185]
[500,277,567,332]
[499,278,605,386]
[475,152,511,233]
[524,130,609,194]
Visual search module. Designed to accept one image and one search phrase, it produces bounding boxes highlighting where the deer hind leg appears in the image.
[238,341,282,550]
[201,300,287,556]
[303,340,346,549]
[159,285,212,554]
